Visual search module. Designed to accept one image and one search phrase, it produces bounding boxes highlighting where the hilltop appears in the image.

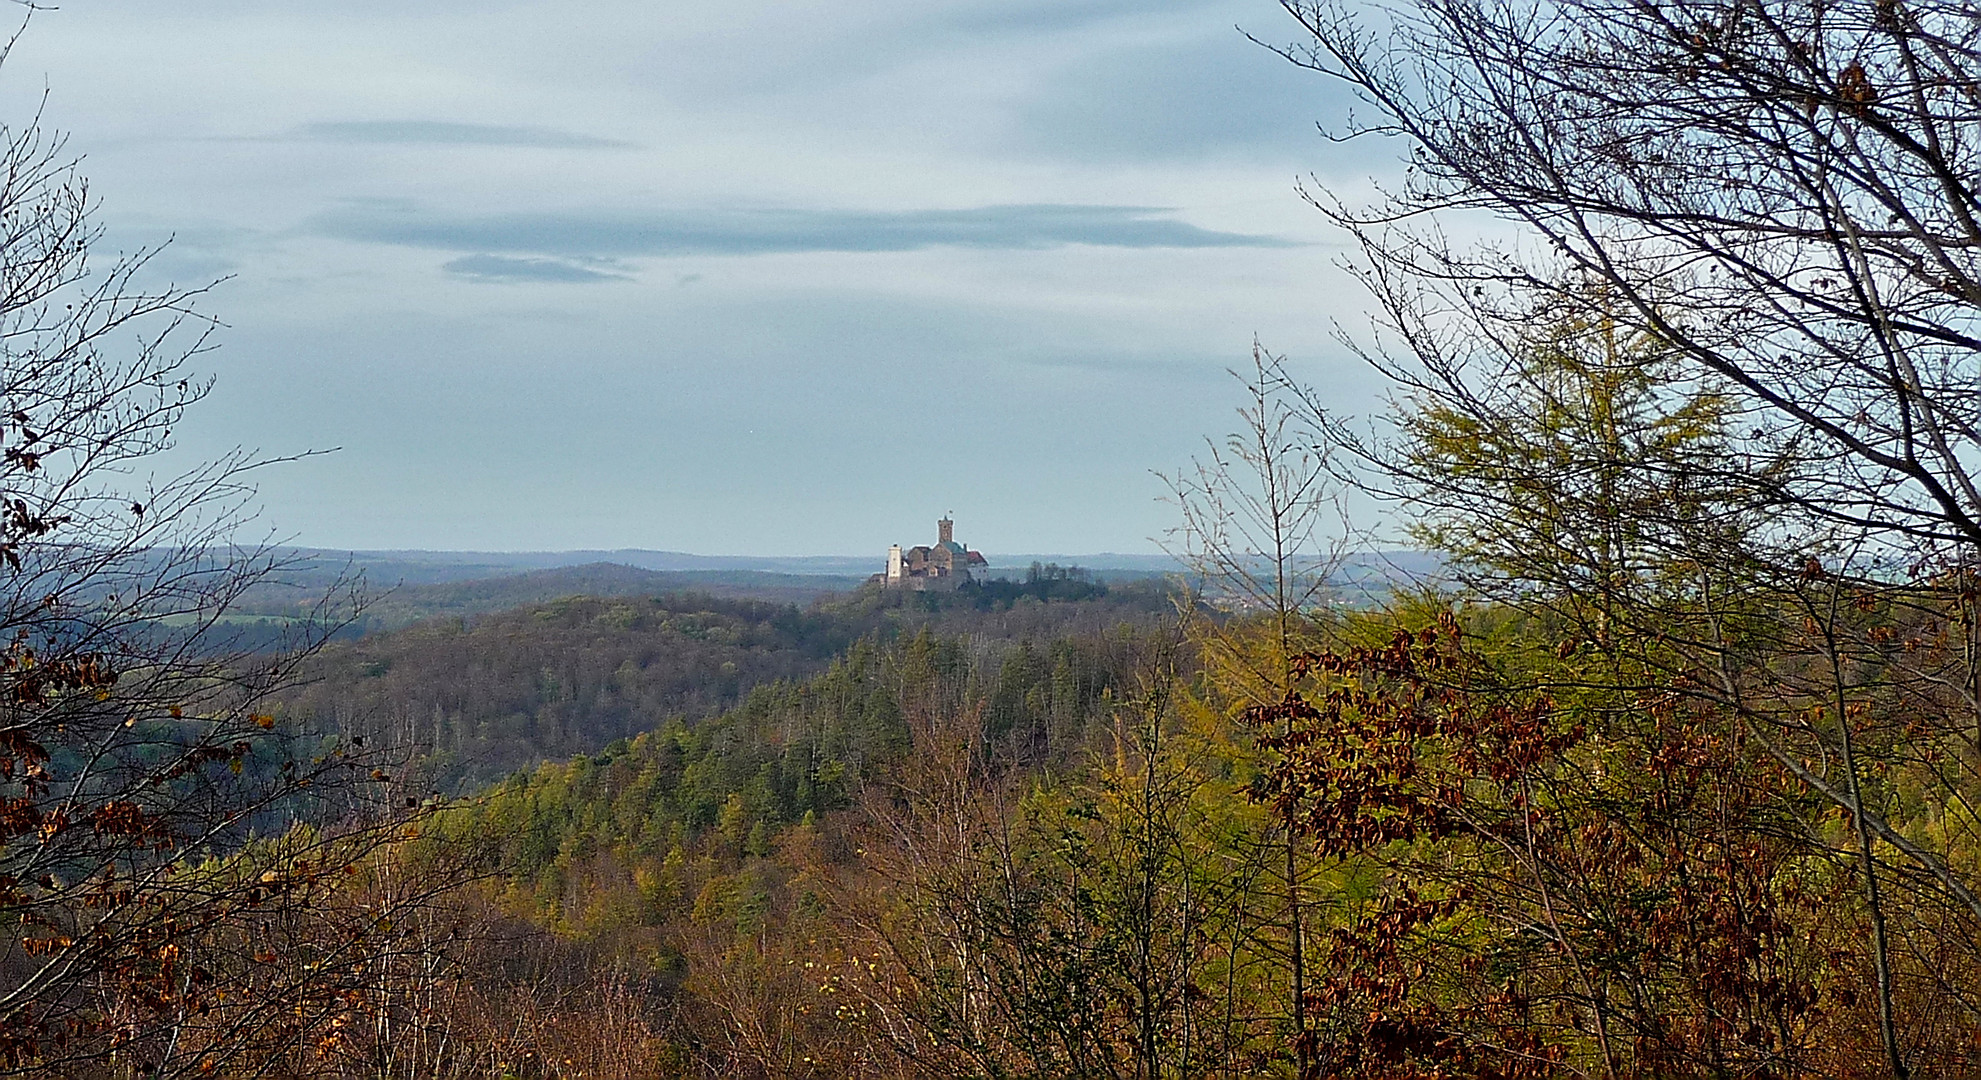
[270,568,1179,789]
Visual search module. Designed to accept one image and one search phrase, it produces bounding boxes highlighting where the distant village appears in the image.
[869,516,989,591]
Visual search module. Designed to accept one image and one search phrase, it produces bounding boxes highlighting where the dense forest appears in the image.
[14,0,1981,1075]
[263,612,1194,1077]
[271,575,1174,789]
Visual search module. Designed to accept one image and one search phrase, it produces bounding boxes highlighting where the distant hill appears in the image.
[228,560,864,635]
[268,547,886,585]
[355,564,864,624]
[255,546,1443,586]
[268,571,1180,789]
[258,547,1198,589]
[272,592,863,789]
[212,547,1446,639]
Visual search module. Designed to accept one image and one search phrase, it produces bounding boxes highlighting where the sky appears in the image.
[3,0,1390,556]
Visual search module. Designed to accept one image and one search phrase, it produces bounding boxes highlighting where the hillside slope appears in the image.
[275,578,1178,789]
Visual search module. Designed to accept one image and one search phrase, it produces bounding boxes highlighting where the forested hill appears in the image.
[231,561,866,635]
[274,594,858,790]
[344,563,863,629]
[274,577,1176,789]
[454,622,1167,951]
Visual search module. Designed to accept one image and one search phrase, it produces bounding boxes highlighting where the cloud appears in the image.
[1010,30,1341,162]
[313,203,1296,259]
[441,254,632,283]
[941,0,1222,36]
[283,121,631,149]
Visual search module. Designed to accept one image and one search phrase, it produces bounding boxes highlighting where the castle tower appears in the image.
[938,517,954,545]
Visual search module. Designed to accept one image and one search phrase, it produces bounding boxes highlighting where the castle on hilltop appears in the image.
[872,516,988,591]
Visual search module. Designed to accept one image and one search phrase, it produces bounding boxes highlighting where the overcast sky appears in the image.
[5,0,1389,556]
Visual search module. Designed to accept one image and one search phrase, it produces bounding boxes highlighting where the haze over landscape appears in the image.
[10,0,1981,1076]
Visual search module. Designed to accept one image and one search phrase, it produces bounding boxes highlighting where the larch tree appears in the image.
[1257,0,1981,1072]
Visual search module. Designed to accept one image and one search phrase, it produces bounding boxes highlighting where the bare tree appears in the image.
[1163,351,1350,1078]
[1261,0,1981,1069]
[0,50,428,1077]
[1269,0,1981,551]
[841,636,1271,1080]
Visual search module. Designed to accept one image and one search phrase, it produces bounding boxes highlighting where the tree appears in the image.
[0,61,424,1076]
[1248,608,1864,1076]
[842,634,1277,1079]
[1263,0,1981,1068]
[1270,0,1981,554]
[1164,350,1348,1077]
